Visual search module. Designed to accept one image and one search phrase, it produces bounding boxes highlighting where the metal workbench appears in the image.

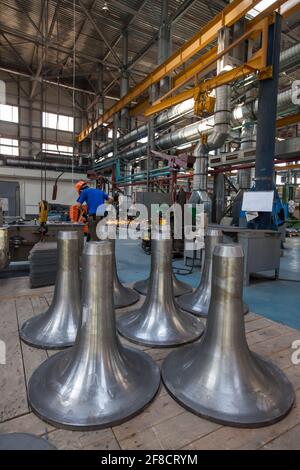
[210,225,281,285]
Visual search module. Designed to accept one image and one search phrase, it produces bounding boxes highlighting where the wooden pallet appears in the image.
[0,280,300,450]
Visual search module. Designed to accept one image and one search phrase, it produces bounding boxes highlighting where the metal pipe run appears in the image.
[95,42,300,162]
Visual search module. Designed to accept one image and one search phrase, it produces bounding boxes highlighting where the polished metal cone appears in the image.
[177,228,249,317]
[112,239,140,308]
[28,241,160,430]
[162,244,295,427]
[20,231,81,349]
[177,227,222,317]
[0,433,56,450]
[134,272,192,297]
[117,232,205,347]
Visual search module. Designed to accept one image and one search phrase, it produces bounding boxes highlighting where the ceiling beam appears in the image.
[0,32,33,75]
[78,0,122,66]
[102,0,149,62]
[30,0,61,99]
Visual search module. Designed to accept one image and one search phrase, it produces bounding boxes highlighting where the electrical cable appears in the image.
[172,256,195,276]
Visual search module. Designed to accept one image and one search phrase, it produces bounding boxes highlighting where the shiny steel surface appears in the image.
[0,433,56,450]
[117,233,205,347]
[112,239,140,308]
[20,231,81,349]
[178,229,249,317]
[28,241,160,430]
[134,271,192,297]
[177,227,222,317]
[162,244,295,427]
[0,227,9,269]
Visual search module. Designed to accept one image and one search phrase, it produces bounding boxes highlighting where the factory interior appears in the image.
[1,0,300,454]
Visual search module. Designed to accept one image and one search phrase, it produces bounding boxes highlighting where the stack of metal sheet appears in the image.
[29,242,57,288]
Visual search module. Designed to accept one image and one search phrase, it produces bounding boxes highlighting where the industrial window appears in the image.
[0,138,19,156]
[0,104,18,123]
[42,112,74,132]
[247,0,277,18]
[108,128,120,139]
[42,143,73,155]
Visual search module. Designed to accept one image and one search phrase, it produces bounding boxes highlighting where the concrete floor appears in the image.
[117,237,300,331]
[0,237,300,450]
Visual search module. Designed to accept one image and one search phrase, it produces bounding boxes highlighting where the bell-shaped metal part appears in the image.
[134,272,192,297]
[112,239,140,308]
[162,244,295,427]
[177,227,222,317]
[28,241,160,430]
[20,231,81,349]
[177,228,249,317]
[117,231,205,347]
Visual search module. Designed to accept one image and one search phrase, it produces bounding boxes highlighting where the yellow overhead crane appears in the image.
[76,0,300,143]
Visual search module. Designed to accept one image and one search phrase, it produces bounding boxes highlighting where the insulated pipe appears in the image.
[2,158,86,172]
[207,84,231,150]
[95,98,194,159]
[104,90,297,165]
[95,42,300,161]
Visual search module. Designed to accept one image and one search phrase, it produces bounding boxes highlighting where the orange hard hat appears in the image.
[75,180,87,195]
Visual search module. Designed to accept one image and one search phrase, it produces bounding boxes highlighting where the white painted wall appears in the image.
[0,166,86,217]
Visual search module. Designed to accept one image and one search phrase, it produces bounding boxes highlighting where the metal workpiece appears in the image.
[178,228,249,317]
[117,232,205,348]
[111,239,140,308]
[177,227,223,317]
[133,272,192,297]
[0,227,9,269]
[162,244,295,427]
[28,241,160,430]
[20,231,81,349]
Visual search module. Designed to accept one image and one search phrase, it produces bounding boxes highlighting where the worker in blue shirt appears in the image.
[75,180,113,241]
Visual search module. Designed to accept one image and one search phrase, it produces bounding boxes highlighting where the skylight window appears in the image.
[247,0,280,18]
[0,104,18,123]
[0,138,19,156]
[43,112,74,132]
[42,143,73,155]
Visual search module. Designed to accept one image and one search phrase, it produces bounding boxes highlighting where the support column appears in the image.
[158,0,171,96]
[120,29,129,132]
[254,13,282,229]
[212,173,225,224]
[97,64,104,116]
[147,0,171,188]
